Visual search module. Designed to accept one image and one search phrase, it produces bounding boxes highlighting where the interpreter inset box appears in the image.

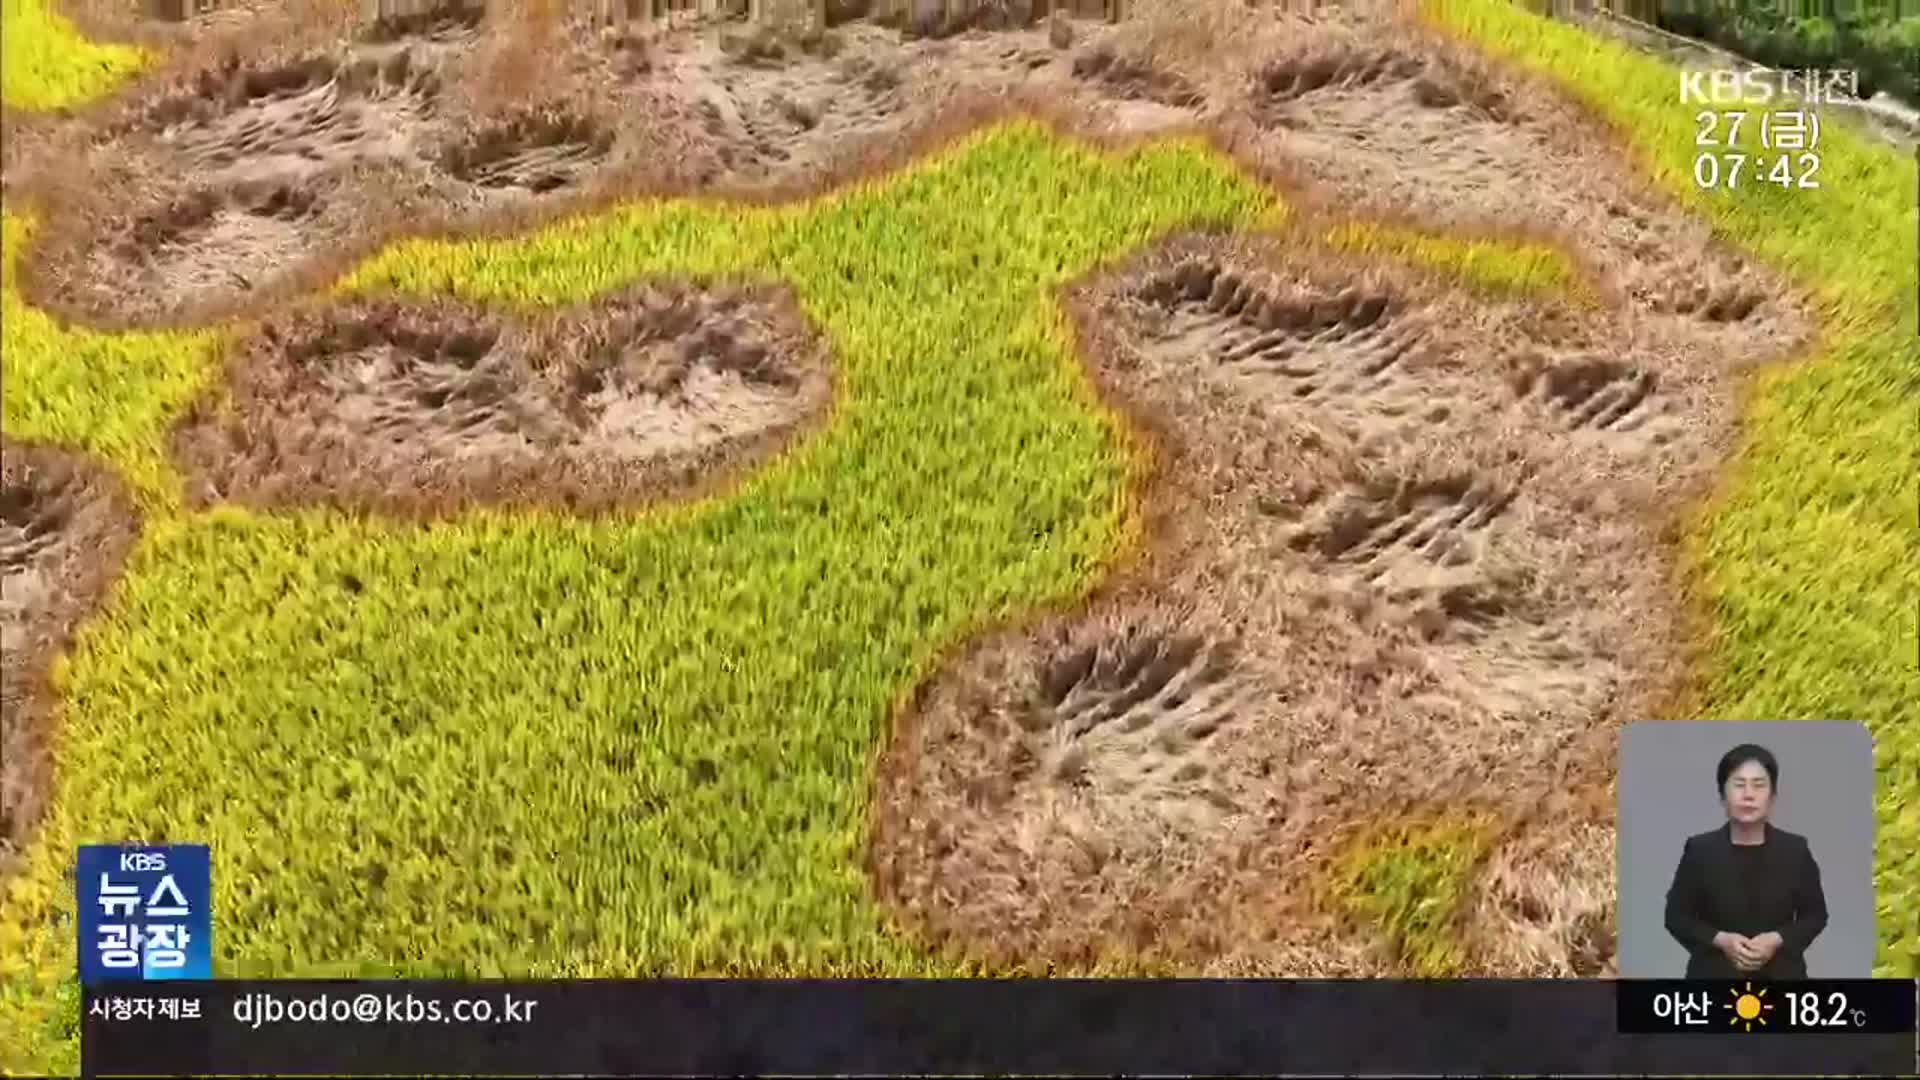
[1616,720,1875,980]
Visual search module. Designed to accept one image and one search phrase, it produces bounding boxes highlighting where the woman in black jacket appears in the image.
[1663,743,1829,979]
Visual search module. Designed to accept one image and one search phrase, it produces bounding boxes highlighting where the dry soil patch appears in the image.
[437,104,614,193]
[869,218,1803,975]
[18,6,634,327]
[18,12,1235,327]
[172,280,833,516]
[0,444,140,879]
[1230,23,1803,348]
[142,47,448,186]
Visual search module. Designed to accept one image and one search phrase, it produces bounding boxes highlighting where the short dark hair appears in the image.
[1717,743,1779,794]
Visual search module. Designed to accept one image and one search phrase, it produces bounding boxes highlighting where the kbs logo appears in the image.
[1680,70,1778,106]
[1680,68,1859,106]
[120,851,167,873]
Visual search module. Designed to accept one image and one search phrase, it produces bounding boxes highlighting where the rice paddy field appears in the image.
[0,0,1914,1073]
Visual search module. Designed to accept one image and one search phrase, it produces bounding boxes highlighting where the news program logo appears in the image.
[76,844,211,985]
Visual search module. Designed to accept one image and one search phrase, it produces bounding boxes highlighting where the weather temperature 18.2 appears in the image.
[1770,982,1919,1034]
[1783,989,1867,1029]
[1693,150,1820,190]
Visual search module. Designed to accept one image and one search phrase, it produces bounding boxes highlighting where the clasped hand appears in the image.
[1715,930,1784,972]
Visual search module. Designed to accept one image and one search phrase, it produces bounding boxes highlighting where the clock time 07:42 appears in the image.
[1693,150,1821,190]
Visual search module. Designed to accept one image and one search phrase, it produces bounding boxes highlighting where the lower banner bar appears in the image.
[83,978,1919,1076]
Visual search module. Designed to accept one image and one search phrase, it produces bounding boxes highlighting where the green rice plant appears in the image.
[1323,815,1496,978]
[0,0,149,110]
[1424,0,1919,979]
[1322,219,1591,301]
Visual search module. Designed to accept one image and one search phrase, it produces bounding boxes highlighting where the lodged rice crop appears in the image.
[2,1,1915,1074]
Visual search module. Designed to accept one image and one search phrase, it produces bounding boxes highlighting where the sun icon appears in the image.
[1725,982,1773,1031]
